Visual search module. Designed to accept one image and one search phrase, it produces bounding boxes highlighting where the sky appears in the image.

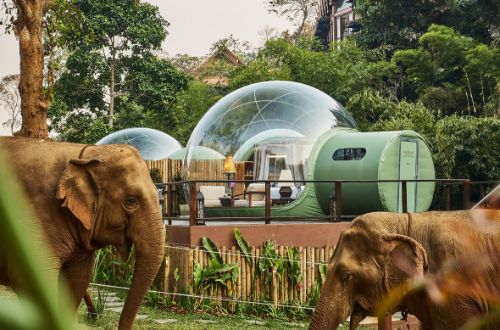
[0,0,296,135]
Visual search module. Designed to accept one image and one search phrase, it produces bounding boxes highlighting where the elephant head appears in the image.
[309,215,427,330]
[56,145,165,329]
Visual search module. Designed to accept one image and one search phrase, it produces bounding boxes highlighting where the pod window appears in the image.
[332,148,366,161]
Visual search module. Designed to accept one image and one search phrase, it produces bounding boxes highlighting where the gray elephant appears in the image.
[0,137,165,330]
[309,211,499,330]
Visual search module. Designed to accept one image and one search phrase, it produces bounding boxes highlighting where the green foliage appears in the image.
[195,237,239,296]
[171,81,223,145]
[346,89,395,131]
[234,38,396,105]
[354,0,499,50]
[86,288,108,320]
[286,247,302,287]
[433,116,500,180]
[149,168,163,184]
[371,100,436,139]
[144,291,172,310]
[393,25,499,115]
[92,246,135,287]
[229,59,291,90]
[318,264,327,284]
[234,228,252,265]
[201,237,224,266]
[49,0,188,141]
[258,241,285,289]
[49,100,111,143]
[306,280,321,307]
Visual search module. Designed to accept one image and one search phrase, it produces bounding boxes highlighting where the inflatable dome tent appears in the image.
[184,81,435,218]
[97,128,182,160]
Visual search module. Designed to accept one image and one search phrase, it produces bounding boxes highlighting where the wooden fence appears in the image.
[146,158,226,190]
[163,244,335,305]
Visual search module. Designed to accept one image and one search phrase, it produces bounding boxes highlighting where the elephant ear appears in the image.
[56,158,102,230]
[382,234,428,287]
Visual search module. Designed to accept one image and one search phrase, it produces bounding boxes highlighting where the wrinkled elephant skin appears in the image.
[309,211,499,330]
[0,137,165,330]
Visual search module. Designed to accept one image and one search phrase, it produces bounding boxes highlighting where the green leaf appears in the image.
[319,264,328,284]
[202,237,223,266]
[234,228,252,265]
[193,262,203,288]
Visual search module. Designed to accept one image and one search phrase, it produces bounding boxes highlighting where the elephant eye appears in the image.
[341,271,353,283]
[124,197,139,210]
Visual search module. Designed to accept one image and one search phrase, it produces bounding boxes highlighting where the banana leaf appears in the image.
[201,237,223,266]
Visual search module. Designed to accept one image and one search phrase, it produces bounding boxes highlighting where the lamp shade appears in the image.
[223,155,236,173]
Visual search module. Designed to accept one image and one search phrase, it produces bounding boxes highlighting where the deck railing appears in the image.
[158,179,498,226]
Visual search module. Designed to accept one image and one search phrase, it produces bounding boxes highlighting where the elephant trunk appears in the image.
[118,208,165,330]
[309,279,350,330]
[309,300,349,330]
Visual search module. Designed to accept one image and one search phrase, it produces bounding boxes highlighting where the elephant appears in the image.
[309,210,499,330]
[0,137,165,330]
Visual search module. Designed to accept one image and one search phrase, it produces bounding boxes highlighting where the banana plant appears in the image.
[194,237,239,295]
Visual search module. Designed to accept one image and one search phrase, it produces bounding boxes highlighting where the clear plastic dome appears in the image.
[184,81,357,182]
[97,128,182,160]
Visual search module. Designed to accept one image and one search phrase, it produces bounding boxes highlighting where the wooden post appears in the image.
[161,183,167,219]
[189,182,197,226]
[239,250,247,298]
[402,180,408,213]
[335,181,342,222]
[188,248,194,294]
[272,265,278,306]
[246,252,251,300]
[167,183,173,225]
[300,247,306,303]
[255,248,260,300]
[279,246,286,303]
[265,181,271,224]
[306,247,312,296]
[463,180,471,209]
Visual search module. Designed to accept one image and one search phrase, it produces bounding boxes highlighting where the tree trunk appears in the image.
[14,0,49,139]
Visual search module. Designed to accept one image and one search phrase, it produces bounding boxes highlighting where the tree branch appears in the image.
[13,0,32,20]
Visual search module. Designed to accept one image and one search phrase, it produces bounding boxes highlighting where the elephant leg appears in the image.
[60,252,95,311]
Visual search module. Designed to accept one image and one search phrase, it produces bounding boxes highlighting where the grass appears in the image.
[77,304,313,329]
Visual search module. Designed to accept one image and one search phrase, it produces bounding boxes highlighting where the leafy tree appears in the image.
[432,116,499,180]
[355,0,500,50]
[50,97,110,143]
[246,38,397,105]
[170,53,202,75]
[393,25,499,116]
[51,0,188,140]
[171,81,224,145]
[229,59,291,90]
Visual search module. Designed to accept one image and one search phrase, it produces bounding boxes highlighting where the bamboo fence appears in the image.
[145,158,227,191]
[163,244,335,305]
[145,158,250,190]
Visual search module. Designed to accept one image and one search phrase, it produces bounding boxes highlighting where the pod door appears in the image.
[398,138,418,212]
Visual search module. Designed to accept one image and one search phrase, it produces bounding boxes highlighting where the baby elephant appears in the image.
[0,137,165,330]
[309,211,499,330]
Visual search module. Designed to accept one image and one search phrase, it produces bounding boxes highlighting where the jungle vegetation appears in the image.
[1,0,498,180]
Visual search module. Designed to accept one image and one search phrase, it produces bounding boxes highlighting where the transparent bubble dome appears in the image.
[97,127,182,160]
[185,81,357,177]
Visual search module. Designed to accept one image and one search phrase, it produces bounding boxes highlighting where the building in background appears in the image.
[315,0,359,47]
